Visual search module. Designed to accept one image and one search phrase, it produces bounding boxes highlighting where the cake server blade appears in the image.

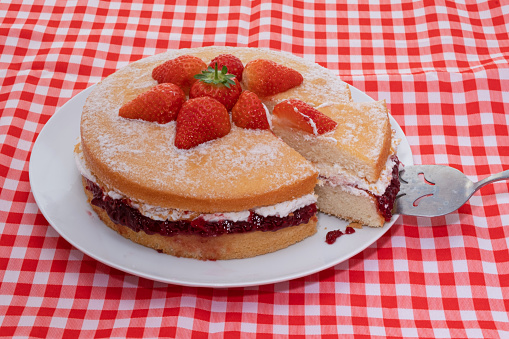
[395,165,509,217]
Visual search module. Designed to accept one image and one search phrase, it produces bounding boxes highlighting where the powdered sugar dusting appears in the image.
[315,101,390,163]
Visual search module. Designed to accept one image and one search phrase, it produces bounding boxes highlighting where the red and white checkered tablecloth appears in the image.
[1,0,509,337]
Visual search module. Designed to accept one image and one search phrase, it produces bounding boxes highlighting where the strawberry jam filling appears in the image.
[85,179,317,237]
[377,159,400,221]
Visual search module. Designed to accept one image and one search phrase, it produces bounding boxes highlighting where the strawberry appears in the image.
[152,55,207,94]
[189,64,242,110]
[231,91,270,130]
[209,54,244,81]
[242,59,303,97]
[272,99,337,135]
[174,97,231,149]
[119,83,186,124]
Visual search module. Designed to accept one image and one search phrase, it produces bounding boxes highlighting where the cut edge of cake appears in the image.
[270,100,400,228]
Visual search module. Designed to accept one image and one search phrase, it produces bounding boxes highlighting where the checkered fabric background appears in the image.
[1,0,509,337]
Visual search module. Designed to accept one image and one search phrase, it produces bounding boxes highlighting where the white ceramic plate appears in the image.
[30,84,413,288]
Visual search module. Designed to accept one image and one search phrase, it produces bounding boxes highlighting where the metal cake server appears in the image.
[396,165,509,217]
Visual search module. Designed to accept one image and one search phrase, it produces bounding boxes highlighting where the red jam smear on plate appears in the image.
[325,226,356,244]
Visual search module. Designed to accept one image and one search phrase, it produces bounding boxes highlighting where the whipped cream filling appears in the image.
[74,142,317,222]
[317,134,400,197]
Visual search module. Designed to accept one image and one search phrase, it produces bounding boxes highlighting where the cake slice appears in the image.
[273,101,393,183]
[272,100,400,227]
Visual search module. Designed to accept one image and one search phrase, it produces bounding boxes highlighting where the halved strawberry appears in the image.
[152,55,207,94]
[189,64,242,111]
[209,54,244,81]
[119,83,186,124]
[242,59,303,97]
[174,97,231,149]
[232,91,270,130]
[272,99,337,135]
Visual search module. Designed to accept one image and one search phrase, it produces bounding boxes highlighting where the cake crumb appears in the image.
[349,222,363,229]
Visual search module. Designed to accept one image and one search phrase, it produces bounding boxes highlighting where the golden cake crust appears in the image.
[80,47,347,213]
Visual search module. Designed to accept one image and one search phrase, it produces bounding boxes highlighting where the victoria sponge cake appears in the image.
[75,46,400,260]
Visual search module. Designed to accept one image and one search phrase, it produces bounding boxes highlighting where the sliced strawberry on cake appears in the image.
[232,90,270,130]
[174,96,231,149]
[152,54,207,94]
[119,83,186,124]
[272,99,337,135]
[242,59,303,97]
